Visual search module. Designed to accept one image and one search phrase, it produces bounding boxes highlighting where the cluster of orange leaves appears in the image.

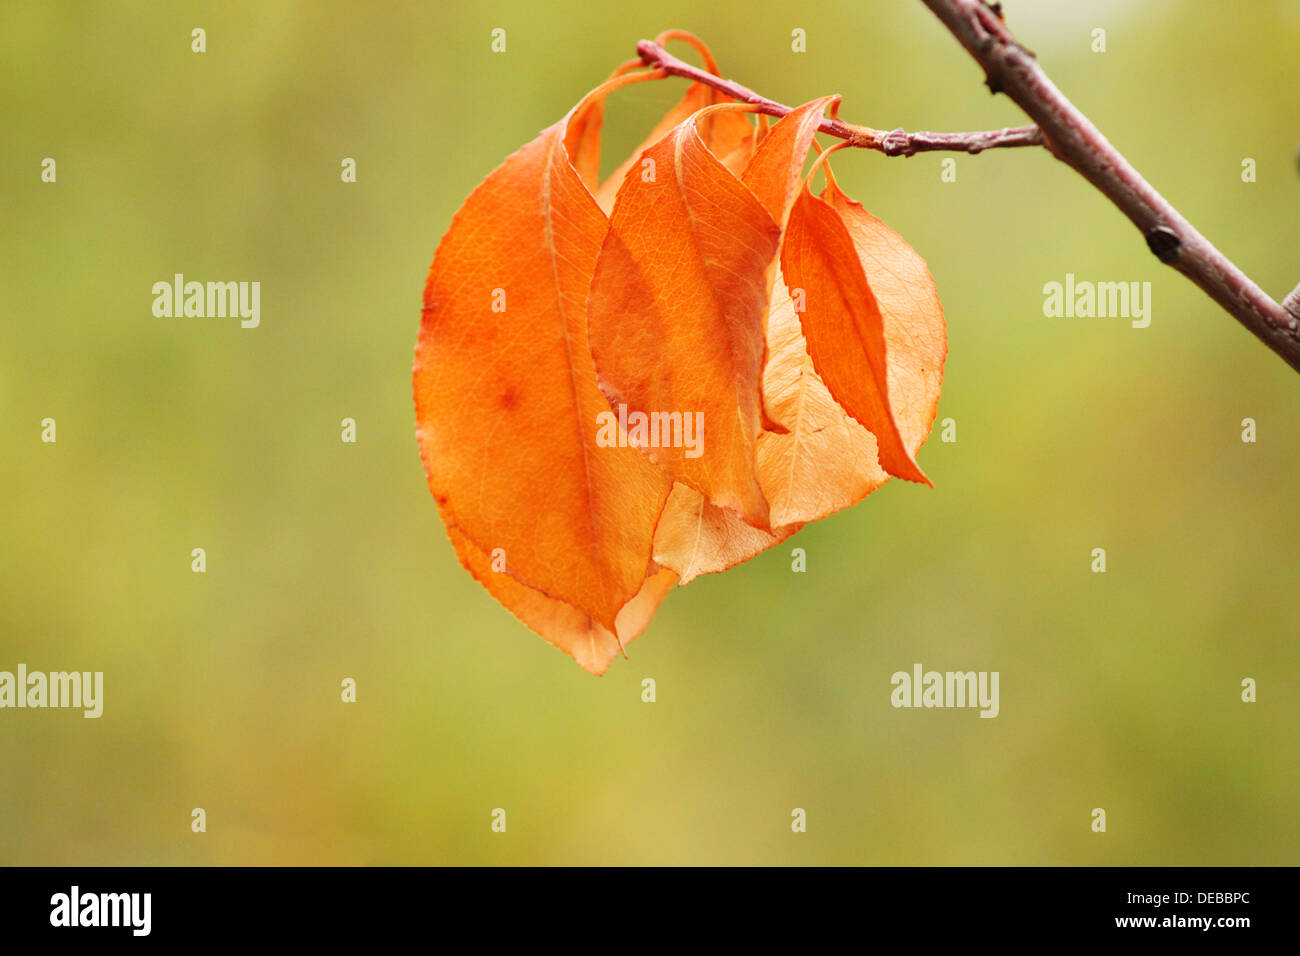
[414,33,946,674]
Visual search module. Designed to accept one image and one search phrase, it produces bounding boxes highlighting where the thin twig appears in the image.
[635,40,1043,157]
[919,0,1300,373]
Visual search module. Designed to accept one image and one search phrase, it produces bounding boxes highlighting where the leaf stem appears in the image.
[635,39,1044,157]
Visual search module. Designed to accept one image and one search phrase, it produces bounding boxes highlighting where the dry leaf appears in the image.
[588,107,781,529]
[416,39,945,673]
[447,523,676,675]
[653,483,799,584]
[415,86,670,644]
[741,96,838,225]
[591,35,757,213]
[825,178,946,452]
[782,174,930,485]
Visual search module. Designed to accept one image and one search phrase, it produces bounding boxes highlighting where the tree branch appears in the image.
[919,0,1300,373]
[635,40,1043,157]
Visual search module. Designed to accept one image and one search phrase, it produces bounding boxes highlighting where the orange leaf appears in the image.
[591,34,756,213]
[760,178,946,525]
[446,523,676,676]
[592,83,757,214]
[654,101,925,573]
[824,179,946,453]
[705,109,760,178]
[415,91,671,636]
[756,271,888,526]
[416,39,947,671]
[653,483,799,584]
[447,522,676,671]
[656,214,945,565]
[567,79,615,192]
[741,97,838,226]
[781,173,931,485]
[587,107,781,529]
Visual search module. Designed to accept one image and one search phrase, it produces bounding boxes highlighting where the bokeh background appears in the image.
[1,0,1296,865]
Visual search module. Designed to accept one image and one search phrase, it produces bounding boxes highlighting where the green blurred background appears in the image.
[1,0,1296,865]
